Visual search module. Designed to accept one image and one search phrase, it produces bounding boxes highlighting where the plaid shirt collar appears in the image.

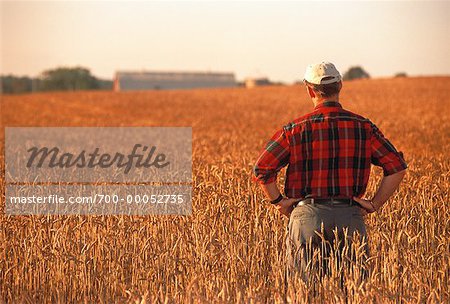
[314,101,342,110]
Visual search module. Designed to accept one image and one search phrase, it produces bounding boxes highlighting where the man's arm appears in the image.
[253,128,296,216]
[260,181,282,201]
[354,122,408,214]
[259,182,298,217]
[372,169,407,209]
[354,169,406,214]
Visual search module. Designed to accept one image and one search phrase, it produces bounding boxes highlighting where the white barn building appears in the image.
[114,71,236,91]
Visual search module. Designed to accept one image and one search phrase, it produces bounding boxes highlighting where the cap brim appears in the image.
[320,77,341,84]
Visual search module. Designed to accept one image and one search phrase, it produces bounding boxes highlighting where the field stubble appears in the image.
[0,77,449,303]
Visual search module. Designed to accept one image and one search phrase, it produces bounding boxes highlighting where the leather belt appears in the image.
[294,197,359,208]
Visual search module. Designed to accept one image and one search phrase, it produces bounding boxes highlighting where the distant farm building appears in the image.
[113,71,236,91]
[244,78,272,88]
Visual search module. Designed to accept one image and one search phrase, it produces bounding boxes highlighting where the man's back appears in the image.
[254,100,407,200]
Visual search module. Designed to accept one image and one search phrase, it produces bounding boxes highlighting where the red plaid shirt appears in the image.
[254,101,407,199]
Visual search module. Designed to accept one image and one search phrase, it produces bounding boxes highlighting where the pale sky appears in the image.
[1,0,449,83]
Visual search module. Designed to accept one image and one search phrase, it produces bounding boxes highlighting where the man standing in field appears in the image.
[253,62,407,284]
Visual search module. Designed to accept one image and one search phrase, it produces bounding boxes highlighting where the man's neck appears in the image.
[312,95,339,108]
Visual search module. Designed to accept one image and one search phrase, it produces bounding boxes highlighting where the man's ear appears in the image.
[307,86,316,98]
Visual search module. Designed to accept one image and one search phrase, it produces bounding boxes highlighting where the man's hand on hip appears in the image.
[273,198,299,217]
[353,197,376,216]
[352,169,407,216]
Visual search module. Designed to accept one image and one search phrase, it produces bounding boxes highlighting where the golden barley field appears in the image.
[1,77,449,303]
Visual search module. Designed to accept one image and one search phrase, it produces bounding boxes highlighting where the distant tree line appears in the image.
[1,67,112,94]
[342,66,407,81]
[343,66,370,81]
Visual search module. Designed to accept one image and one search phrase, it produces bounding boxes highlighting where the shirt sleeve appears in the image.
[370,122,408,176]
[253,128,290,184]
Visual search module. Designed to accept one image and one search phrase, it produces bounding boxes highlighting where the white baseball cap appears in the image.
[303,62,342,85]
